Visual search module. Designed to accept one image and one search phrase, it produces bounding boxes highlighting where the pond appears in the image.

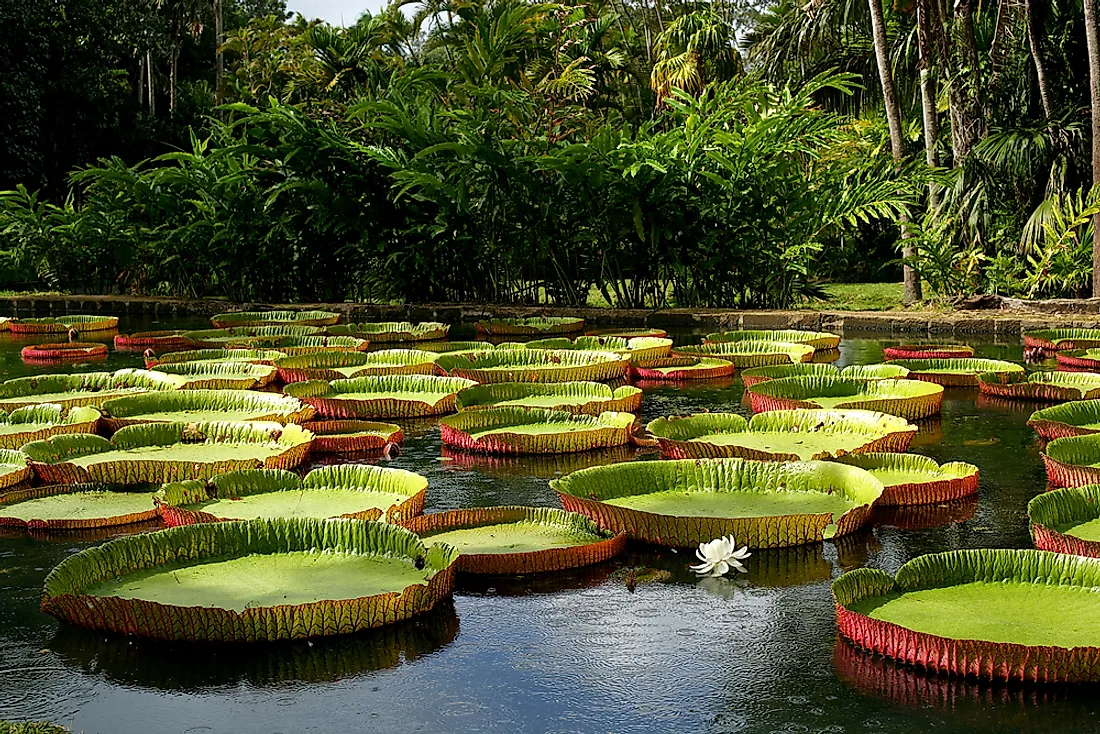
[0,316,1094,734]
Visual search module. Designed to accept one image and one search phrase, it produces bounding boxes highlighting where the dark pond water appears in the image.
[0,316,1095,733]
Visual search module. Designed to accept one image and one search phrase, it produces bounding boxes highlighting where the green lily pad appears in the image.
[0,404,101,449]
[101,389,314,431]
[326,321,449,342]
[704,329,841,350]
[275,349,441,382]
[439,407,635,454]
[151,360,277,389]
[740,363,910,387]
[210,310,340,328]
[830,452,979,506]
[283,374,476,419]
[436,349,628,383]
[0,483,157,530]
[1030,399,1100,440]
[456,381,642,415]
[884,358,1024,387]
[746,376,944,420]
[674,340,816,368]
[0,371,181,410]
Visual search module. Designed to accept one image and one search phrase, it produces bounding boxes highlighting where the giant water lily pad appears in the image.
[525,335,673,362]
[183,325,325,348]
[303,420,403,454]
[400,506,625,574]
[830,453,979,506]
[475,317,585,336]
[551,458,883,548]
[114,331,193,352]
[882,344,975,360]
[1024,329,1100,351]
[101,390,314,432]
[275,349,441,383]
[0,483,157,531]
[646,410,915,461]
[0,371,180,410]
[0,449,31,490]
[9,315,119,334]
[267,335,370,355]
[978,371,1100,402]
[438,407,634,454]
[417,340,502,355]
[704,329,841,350]
[21,342,108,363]
[747,376,944,420]
[283,374,476,419]
[883,358,1024,387]
[145,348,288,368]
[41,517,459,642]
[456,381,642,415]
[436,349,628,383]
[629,356,735,381]
[674,341,816,368]
[833,549,1100,682]
[1029,485,1100,558]
[151,360,277,389]
[0,404,100,449]
[1029,399,1100,440]
[23,421,313,485]
[210,310,340,328]
[327,321,449,342]
[1042,434,1100,487]
[156,464,427,526]
[740,363,910,387]
[1056,349,1100,371]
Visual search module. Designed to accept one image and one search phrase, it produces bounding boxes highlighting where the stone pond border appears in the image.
[2,294,1099,338]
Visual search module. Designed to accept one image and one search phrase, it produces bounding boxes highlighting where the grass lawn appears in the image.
[812,282,949,312]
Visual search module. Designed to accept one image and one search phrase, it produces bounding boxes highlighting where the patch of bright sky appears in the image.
[287,0,387,25]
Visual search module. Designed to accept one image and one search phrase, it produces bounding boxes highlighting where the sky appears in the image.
[287,0,387,25]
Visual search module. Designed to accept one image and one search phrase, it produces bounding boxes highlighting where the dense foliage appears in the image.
[2,0,1099,305]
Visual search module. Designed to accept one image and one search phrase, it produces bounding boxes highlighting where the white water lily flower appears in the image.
[690,535,751,577]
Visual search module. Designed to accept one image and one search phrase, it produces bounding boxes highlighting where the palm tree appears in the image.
[867,0,921,303]
[650,9,742,102]
[1087,0,1100,295]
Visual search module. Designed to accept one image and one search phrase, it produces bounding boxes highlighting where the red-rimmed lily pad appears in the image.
[830,453,979,506]
[747,376,944,421]
[283,374,476,419]
[40,517,459,642]
[1029,485,1100,558]
[0,449,31,490]
[1043,434,1100,487]
[674,341,815,368]
[438,407,635,454]
[1024,329,1100,352]
[0,404,101,449]
[9,315,119,334]
[327,321,449,342]
[740,363,910,387]
[883,358,1024,387]
[156,464,427,526]
[0,370,180,411]
[882,344,975,360]
[0,483,157,531]
[21,342,108,363]
[100,390,314,432]
[1029,399,1100,440]
[629,355,735,381]
[455,381,642,415]
[833,549,1100,682]
[525,335,673,362]
[551,457,884,548]
[1056,349,1100,371]
[302,420,403,454]
[183,325,325,348]
[210,310,340,328]
[268,335,370,355]
[436,349,628,383]
[417,340,503,355]
[151,360,277,389]
[23,421,313,485]
[978,371,1100,401]
[114,331,194,352]
[275,349,442,383]
[400,506,625,574]
[704,329,841,350]
[145,348,288,368]
[646,409,915,460]
[475,317,585,336]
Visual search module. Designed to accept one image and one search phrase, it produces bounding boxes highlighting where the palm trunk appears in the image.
[215,0,224,104]
[868,0,922,303]
[146,51,155,115]
[1025,0,1054,120]
[1086,0,1100,296]
[169,48,177,116]
[917,0,939,206]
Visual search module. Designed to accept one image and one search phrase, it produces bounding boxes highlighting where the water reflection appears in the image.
[0,519,163,543]
[48,601,460,691]
[440,445,640,480]
[833,639,1100,728]
[871,497,980,530]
